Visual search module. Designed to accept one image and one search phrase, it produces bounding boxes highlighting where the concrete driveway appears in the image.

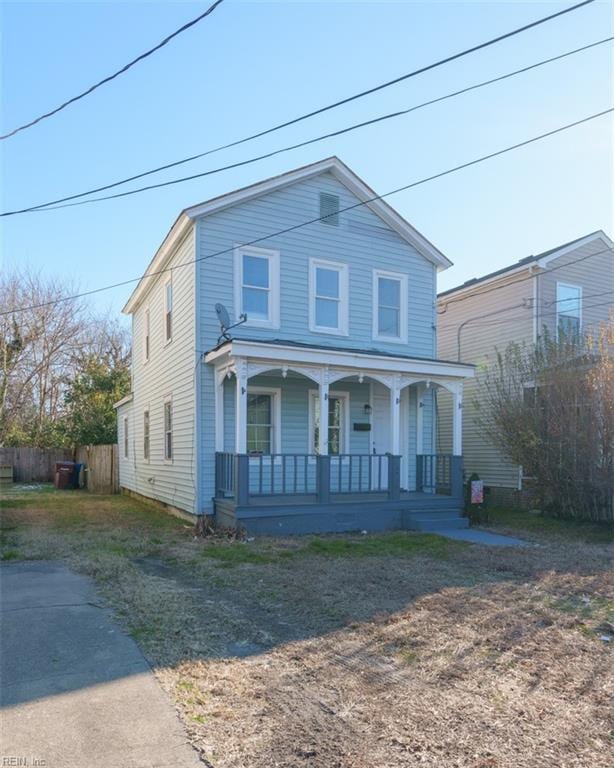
[0,561,201,768]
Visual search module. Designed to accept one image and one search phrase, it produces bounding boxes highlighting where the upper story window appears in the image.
[164,281,173,344]
[144,307,150,362]
[372,269,408,344]
[234,245,280,328]
[556,282,582,338]
[309,258,349,335]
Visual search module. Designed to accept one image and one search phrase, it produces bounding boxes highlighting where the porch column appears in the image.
[318,371,329,455]
[235,358,248,454]
[452,384,463,456]
[415,384,424,456]
[214,370,225,452]
[390,375,401,455]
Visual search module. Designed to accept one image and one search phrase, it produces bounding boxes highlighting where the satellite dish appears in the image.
[215,303,247,344]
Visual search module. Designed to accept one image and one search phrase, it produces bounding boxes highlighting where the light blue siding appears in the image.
[196,172,438,512]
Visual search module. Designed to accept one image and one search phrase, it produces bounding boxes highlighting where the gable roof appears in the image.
[438,230,614,299]
[123,157,451,314]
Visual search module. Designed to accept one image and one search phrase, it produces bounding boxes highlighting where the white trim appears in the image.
[246,385,282,457]
[163,395,173,463]
[114,393,133,409]
[206,339,474,380]
[234,244,280,329]
[308,258,349,336]
[372,268,408,344]
[164,280,173,345]
[537,231,614,267]
[555,281,582,339]
[308,389,350,456]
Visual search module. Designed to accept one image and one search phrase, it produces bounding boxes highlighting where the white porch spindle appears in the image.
[452,386,463,456]
[235,359,248,454]
[318,378,329,455]
[390,377,401,455]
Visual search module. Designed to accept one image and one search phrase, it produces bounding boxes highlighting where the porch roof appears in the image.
[205,337,474,382]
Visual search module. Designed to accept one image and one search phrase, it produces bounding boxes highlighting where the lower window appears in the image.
[310,391,348,455]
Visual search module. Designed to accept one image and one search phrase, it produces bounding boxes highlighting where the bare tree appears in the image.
[479,318,613,521]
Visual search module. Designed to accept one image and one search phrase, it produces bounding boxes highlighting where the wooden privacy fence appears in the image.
[0,447,72,482]
[76,444,119,494]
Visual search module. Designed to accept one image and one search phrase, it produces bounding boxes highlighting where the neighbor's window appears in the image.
[373,269,408,343]
[309,259,348,334]
[235,246,280,327]
[143,410,150,460]
[144,307,150,361]
[164,281,173,343]
[247,393,273,454]
[123,416,129,459]
[556,283,581,338]
[312,393,346,455]
[164,399,173,460]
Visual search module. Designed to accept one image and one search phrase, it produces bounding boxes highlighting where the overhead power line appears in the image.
[438,240,614,311]
[6,103,613,218]
[5,35,612,217]
[0,0,226,140]
[1,107,612,318]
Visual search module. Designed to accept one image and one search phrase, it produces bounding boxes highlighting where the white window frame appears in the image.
[143,408,150,462]
[308,258,349,336]
[372,269,408,344]
[164,281,173,345]
[144,306,150,363]
[123,415,129,459]
[163,396,173,463]
[307,389,350,459]
[555,281,582,339]
[234,245,280,329]
[246,386,281,464]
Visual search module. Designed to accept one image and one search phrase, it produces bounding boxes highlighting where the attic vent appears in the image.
[319,192,339,226]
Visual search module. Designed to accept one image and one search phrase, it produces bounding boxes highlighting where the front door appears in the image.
[371,385,390,489]
[371,384,408,490]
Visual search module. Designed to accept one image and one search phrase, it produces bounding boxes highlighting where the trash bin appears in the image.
[54,461,75,490]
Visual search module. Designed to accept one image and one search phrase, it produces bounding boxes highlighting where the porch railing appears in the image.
[330,454,389,495]
[416,454,463,497]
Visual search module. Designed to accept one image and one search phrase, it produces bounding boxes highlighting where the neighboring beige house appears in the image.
[436,230,614,501]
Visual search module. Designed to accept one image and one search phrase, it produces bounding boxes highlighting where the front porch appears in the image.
[205,338,474,534]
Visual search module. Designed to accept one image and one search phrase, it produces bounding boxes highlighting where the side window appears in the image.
[164,398,173,461]
[164,281,173,344]
[373,270,408,343]
[234,246,280,328]
[309,259,349,335]
[123,416,129,459]
[143,410,150,460]
[556,283,581,338]
[144,307,150,362]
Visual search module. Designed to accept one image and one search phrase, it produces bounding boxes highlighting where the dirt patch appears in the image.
[2,488,613,767]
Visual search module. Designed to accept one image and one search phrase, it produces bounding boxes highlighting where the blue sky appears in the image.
[2,0,612,323]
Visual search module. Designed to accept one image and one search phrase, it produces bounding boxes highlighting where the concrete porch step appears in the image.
[404,513,469,532]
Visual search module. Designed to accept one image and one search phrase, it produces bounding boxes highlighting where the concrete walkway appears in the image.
[0,561,201,768]
[435,528,528,546]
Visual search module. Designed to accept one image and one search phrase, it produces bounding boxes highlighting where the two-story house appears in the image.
[437,230,614,503]
[115,157,474,534]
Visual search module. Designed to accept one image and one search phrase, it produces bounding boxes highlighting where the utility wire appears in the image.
[1,107,612,317]
[0,0,226,141]
[8,104,613,217]
[438,241,614,311]
[5,35,612,217]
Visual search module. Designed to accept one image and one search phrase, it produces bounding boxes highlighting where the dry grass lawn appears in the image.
[1,485,613,767]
